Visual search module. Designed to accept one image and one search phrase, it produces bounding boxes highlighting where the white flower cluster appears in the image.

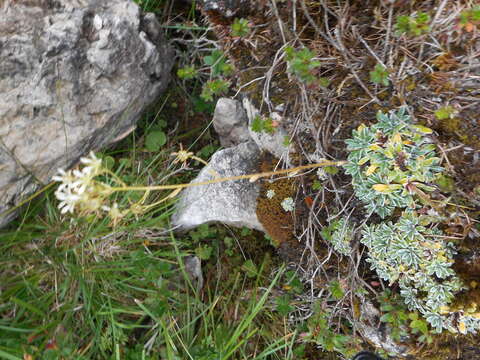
[53,152,106,215]
[281,197,295,212]
[266,189,276,199]
[316,167,328,181]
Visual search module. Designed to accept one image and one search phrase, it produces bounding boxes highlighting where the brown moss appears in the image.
[256,177,296,246]
[439,117,461,134]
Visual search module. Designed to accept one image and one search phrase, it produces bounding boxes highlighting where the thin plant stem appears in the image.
[109,160,346,193]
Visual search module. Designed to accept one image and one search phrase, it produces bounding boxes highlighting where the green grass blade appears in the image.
[0,349,22,360]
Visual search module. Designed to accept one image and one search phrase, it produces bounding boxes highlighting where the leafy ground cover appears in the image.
[2,0,480,359]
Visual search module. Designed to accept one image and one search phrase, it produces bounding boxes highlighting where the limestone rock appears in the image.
[171,141,264,232]
[0,0,173,226]
[356,300,409,357]
[242,98,292,164]
[183,256,204,291]
[212,98,250,147]
[172,97,298,233]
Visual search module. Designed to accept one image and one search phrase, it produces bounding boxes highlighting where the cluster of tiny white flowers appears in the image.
[266,189,276,199]
[281,197,295,212]
[53,152,104,215]
[316,167,328,181]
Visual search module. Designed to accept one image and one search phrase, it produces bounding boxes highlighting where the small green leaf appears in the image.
[312,180,322,190]
[263,117,275,134]
[435,174,455,192]
[145,130,167,152]
[200,79,230,101]
[395,13,430,36]
[276,295,293,316]
[320,225,333,241]
[380,313,393,323]
[329,280,345,300]
[177,66,197,80]
[219,63,234,76]
[241,227,252,236]
[118,158,131,169]
[193,96,215,114]
[434,106,455,120]
[318,77,331,87]
[251,115,263,133]
[223,236,234,248]
[324,166,339,175]
[197,143,217,158]
[408,312,419,321]
[283,135,292,147]
[231,18,250,37]
[102,155,115,170]
[380,303,394,312]
[241,259,258,278]
[370,63,389,86]
[195,244,213,260]
[285,270,303,293]
[203,50,231,77]
[203,55,215,66]
[157,119,168,129]
[411,124,433,134]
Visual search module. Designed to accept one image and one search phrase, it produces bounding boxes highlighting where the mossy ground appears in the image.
[256,154,296,246]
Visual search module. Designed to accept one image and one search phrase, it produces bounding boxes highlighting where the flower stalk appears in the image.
[50,151,345,226]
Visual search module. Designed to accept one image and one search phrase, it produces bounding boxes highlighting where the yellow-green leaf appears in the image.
[411,124,433,134]
[384,148,395,159]
[372,184,402,193]
[369,144,382,151]
[365,164,378,176]
[391,133,402,144]
[358,157,370,165]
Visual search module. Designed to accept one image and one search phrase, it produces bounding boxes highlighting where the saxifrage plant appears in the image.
[343,107,443,218]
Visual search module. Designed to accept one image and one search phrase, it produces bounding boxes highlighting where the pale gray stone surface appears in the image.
[0,0,173,226]
[242,98,291,163]
[212,98,250,147]
[184,256,204,291]
[357,300,409,356]
[172,96,297,232]
[171,141,264,231]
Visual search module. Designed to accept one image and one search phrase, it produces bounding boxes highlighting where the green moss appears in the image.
[439,116,461,133]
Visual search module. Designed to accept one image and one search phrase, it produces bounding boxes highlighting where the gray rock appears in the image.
[242,98,292,164]
[183,256,204,291]
[171,141,264,232]
[172,97,298,233]
[213,98,250,147]
[0,0,173,226]
[356,300,409,357]
[198,0,249,17]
